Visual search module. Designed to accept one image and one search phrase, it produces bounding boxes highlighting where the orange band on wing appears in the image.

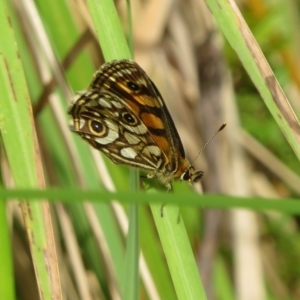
[151,135,169,154]
[140,112,165,129]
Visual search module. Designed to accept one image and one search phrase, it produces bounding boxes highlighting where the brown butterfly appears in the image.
[68,60,204,189]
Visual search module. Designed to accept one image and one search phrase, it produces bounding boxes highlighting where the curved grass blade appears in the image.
[85,0,138,299]
[205,0,300,158]
[0,2,61,299]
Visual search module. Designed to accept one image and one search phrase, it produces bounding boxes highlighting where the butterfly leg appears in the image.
[160,204,165,217]
[147,173,155,179]
[160,182,173,217]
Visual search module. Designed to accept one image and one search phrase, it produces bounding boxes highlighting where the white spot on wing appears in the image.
[73,90,86,101]
[117,71,124,77]
[79,119,85,129]
[156,159,162,168]
[99,97,112,108]
[124,132,140,144]
[147,145,161,156]
[90,93,98,99]
[120,147,137,159]
[69,119,85,130]
[123,123,147,134]
[111,101,124,109]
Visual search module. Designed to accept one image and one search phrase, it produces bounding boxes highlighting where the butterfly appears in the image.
[68,59,204,189]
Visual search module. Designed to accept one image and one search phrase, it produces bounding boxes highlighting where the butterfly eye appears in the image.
[127,81,140,92]
[122,112,138,125]
[181,167,203,183]
[181,170,191,181]
[88,119,106,136]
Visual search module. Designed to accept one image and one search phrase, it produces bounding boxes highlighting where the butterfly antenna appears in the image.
[190,123,227,166]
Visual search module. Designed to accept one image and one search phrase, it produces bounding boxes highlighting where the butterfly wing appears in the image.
[69,90,167,172]
[89,60,186,174]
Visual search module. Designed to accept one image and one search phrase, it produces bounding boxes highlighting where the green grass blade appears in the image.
[86,0,131,61]
[0,1,61,299]
[0,198,15,300]
[1,189,300,214]
[85,1,138,298]
[205,0,300,159]
[214,256,234,300]
[151,204,207,300]
[123,205,139,299]
[139,205,177,299]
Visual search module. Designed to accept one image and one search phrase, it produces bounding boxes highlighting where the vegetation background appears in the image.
[1,0,300,299]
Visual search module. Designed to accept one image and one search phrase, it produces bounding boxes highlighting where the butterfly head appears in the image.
[179,123,226,184]
[180,165,203,184]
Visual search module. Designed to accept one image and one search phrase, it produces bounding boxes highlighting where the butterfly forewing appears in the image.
[69,59,203,186]
[90,61,185,169]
